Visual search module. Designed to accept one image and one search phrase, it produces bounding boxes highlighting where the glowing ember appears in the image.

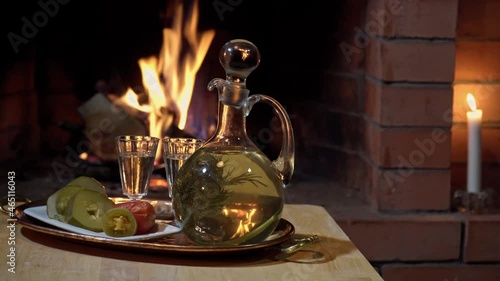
[116,0,215,160]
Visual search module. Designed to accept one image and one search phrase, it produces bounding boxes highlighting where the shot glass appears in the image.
[163,137,204,198]
[115,135,159,201]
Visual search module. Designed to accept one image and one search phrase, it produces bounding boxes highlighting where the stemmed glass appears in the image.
[162,137,204,198]
[115,135,159,201]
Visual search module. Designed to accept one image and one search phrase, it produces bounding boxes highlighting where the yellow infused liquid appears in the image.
[173,147,285,245]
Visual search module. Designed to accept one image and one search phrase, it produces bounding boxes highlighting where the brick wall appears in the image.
[362,0,456,212]
[0,46,40,167]
[337,1,500,280]
[0,37,83,170]
[452,0,500,198]
[35,33,84,157]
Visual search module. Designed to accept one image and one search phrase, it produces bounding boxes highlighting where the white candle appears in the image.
[466,93,482,193]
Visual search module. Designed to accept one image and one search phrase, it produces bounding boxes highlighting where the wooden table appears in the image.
[1,204,383,281]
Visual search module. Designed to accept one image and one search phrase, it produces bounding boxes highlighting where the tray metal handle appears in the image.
[280,235,319,254]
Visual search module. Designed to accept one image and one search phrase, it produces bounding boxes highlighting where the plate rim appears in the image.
[22,205,181,242]
[15,200,295,255]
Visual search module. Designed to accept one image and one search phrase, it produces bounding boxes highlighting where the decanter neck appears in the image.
[212,101,249,146]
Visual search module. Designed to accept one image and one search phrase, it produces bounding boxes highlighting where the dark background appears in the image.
[0,0,339,97]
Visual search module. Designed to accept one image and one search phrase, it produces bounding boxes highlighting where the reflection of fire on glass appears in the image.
[223,206,258,239]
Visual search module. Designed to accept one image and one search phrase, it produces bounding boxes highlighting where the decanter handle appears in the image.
[247,95,295,186]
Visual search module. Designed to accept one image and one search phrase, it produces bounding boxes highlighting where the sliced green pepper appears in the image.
[102,208,137,237]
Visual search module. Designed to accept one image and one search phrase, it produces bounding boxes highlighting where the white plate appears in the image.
[23,206,181,241]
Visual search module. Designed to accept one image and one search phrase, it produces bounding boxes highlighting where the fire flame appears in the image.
[117,0,215,159]
[467,93,477,111]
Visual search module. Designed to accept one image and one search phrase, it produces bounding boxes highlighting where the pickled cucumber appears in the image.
[46,176,108,221]
[47,185,85,221]
[65,176,107,195]
[65,190,114,232]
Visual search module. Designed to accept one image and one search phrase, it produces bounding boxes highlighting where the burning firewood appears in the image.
[78,93,147,162]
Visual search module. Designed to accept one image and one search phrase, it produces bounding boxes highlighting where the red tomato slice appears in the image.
[114,200,156,235]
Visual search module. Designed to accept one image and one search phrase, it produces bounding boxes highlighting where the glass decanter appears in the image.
[172,39,295,246]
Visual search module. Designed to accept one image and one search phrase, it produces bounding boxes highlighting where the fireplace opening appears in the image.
[0,0,350,186]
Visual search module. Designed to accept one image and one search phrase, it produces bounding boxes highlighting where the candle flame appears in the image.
[467,93,478,111]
